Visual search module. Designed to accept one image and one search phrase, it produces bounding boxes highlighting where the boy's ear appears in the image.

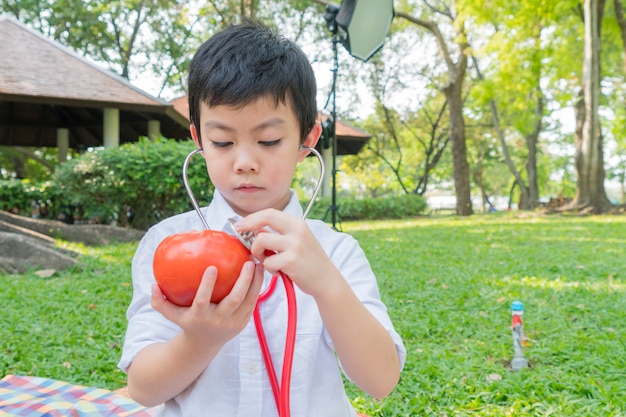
[298,122,322,162]
[190,124,202,149]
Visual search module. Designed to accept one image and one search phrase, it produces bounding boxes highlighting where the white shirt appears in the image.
[119,190,406,417]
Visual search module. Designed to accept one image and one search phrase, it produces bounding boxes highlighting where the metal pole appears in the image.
[330,31,338,230]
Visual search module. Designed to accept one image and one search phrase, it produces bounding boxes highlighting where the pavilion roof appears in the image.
[0,16,188,149]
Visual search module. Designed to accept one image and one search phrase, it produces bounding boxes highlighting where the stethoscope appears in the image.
[182,145,325,417]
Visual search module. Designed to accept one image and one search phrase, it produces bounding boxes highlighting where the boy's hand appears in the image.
[129,262,263,406]
[235,209,401,399]
[151,261,264,348]
[234,209,338,298]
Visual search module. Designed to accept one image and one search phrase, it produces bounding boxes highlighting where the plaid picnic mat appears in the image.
[0,375,159,416]
[0,374,372,417]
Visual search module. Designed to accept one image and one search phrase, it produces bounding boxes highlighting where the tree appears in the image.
[612,0,626,204]
[472,56,540,210]
[0,147,58,180]
[354,57,451,197]
[0,0,215,180]
[569,0,613,212]
[396,3,473,215]
[343,97,450,198]
[463,0,592,211]
[615,0,626,72]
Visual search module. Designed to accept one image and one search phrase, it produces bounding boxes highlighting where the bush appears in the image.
[5,140,425,228]
[306,193,427,221]
[0,179,63,219]
[0,179,31,214]
[53,138,213,229]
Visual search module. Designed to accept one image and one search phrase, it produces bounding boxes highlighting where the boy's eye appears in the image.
[211,141,232,148]
[259,139,281,147]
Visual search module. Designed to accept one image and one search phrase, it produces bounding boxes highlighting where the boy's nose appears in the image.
[233,147,259,172]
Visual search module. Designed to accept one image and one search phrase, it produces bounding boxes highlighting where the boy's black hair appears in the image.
[188,21,317,143]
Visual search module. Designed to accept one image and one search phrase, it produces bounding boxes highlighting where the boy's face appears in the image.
[190,97,321,217]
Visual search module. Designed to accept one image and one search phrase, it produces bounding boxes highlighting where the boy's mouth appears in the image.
[235,184,262,192]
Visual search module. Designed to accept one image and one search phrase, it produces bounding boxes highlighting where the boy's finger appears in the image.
[151,284,184,322]
[236,208,295,235]
[249,232,284,261]
[237,264,265,317]
[219,261,256,308]
[192,266,218,308]
[246,264,264,301]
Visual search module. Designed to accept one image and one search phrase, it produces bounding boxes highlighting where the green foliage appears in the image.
[307,193,427,221]
[340,152,403,197]
[291,156,325,204]
[339,94,452,198]
[0,179,32,213]
[0,1,327,97]
[1,0,624,214]
[0,179,62,218]
[53,138,213,229]
[0,146,60,181]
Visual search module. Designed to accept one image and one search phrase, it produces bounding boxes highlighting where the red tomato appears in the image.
[153,230,251,306]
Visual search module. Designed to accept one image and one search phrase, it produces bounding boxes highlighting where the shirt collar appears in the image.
[205,189,304,234]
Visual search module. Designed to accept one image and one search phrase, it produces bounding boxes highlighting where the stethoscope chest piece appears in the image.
[227,217,256,251]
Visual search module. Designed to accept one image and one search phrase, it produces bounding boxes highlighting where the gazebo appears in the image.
[0,16,189,162]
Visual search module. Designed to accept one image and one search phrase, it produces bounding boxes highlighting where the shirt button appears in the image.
[246,363,258,374]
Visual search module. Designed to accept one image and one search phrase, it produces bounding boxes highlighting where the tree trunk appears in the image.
[11,154,26,179]
[394,9,473,216]
[523,91,543,209]
[614,0,626,73]
[445,81,473,215]
[472,149,491,212]
[570,0,612,212]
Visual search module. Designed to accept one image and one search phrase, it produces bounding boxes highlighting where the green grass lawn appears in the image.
[2,213,625,416]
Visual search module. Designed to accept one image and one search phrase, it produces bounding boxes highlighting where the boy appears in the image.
[119,21,405,416]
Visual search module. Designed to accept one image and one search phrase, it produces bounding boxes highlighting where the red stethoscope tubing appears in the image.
[254,271,297,417]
